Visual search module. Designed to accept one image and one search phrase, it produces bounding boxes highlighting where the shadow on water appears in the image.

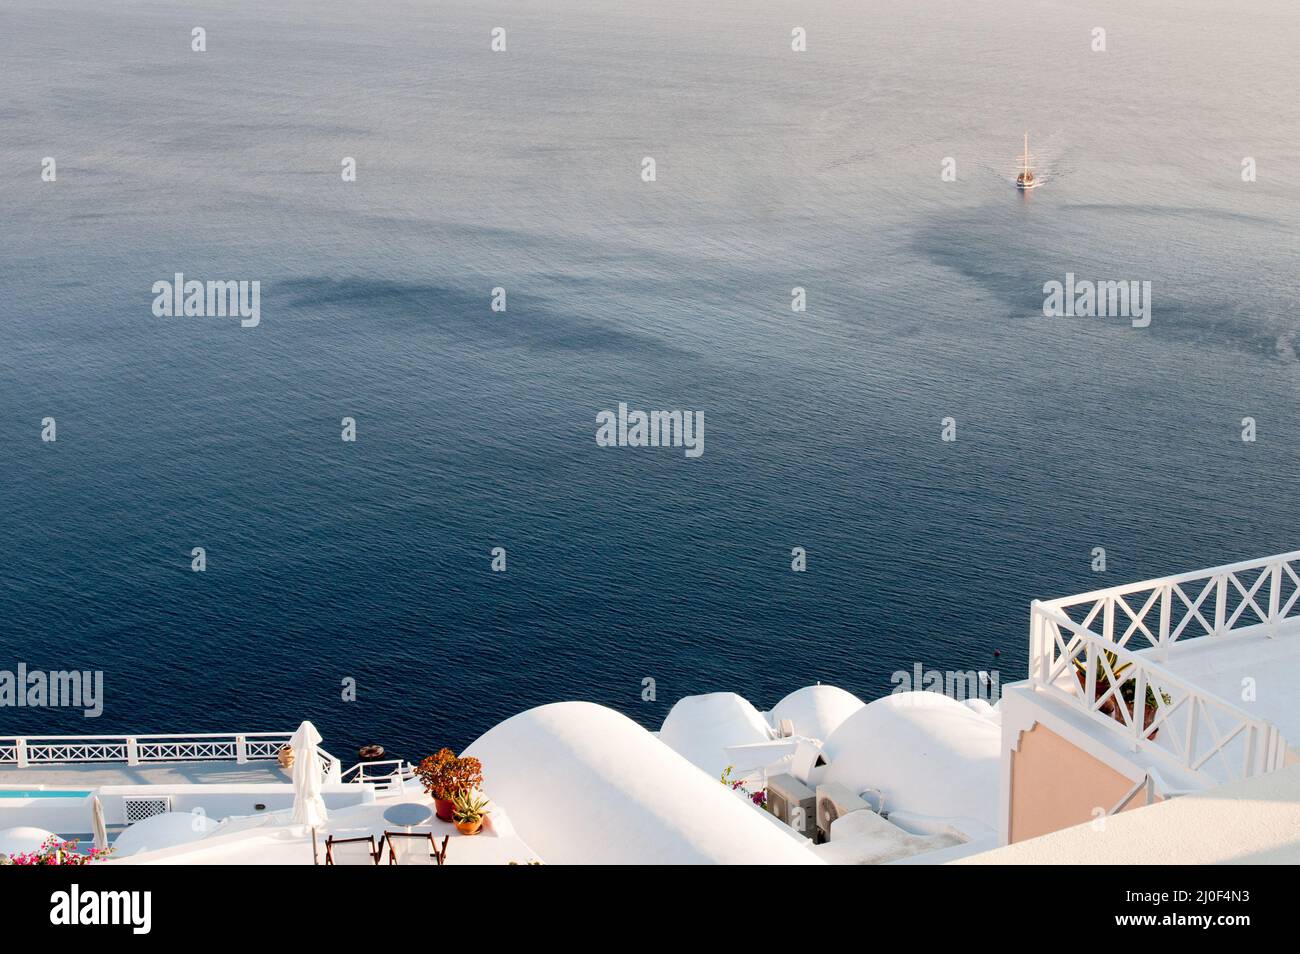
[272,276,693,358]
[910,201,1300,364]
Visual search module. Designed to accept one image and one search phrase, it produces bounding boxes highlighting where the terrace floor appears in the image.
[1143,629,1300,749]
[0,760,291,788]
[113,796,543,866]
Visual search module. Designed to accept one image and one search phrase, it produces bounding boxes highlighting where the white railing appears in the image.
[1029,550,1300,785]
[1108,768,1193,815]
[0,732,342,784]
[340,759,415,791]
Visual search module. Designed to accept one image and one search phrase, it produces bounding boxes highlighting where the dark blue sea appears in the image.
[3,0,1299,764]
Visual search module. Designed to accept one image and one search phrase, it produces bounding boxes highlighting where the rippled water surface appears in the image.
[2,0,1299,759]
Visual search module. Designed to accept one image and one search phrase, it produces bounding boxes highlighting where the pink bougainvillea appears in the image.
[2,836,111,866]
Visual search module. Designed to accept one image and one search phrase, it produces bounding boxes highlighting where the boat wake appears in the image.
[971,131,1077,188]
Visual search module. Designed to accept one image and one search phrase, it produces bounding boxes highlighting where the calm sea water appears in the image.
[3,0,1299,763]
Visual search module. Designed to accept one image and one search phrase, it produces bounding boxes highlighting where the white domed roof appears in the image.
[658,692,775,777]
[465,701,819,865]
[822,691,1000,832]
[0,826,59,857]
[110,811,219,857]
[769,684,866,742]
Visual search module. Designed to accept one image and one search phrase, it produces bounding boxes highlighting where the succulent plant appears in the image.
[1073,648,1132,683]
[451,789,491,824]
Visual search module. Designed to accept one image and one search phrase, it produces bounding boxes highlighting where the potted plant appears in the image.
[1115,679,1173,739]
[451,789,491,836]
[1072,649,1131,716]
[415,748,484,822]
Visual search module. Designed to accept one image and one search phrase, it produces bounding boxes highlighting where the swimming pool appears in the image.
[0,790,92,799]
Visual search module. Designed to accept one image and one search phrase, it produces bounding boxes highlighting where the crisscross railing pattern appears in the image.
[0,732,343,783]
[1029,551,1300,784]
[339,759,415,791]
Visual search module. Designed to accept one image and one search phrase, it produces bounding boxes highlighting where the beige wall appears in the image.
[966,763,1300,865]
[1009,722,1159,843]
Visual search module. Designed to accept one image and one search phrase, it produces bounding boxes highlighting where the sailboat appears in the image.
[1016,132,1040,190]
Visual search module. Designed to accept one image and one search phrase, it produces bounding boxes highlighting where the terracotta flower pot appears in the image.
[1075,669,1116,716]
[435,798,455,822]
[1144,704,1160,740]
[1112,699,1160,740]
[1077,667,1162,740]
[454,818,483,836]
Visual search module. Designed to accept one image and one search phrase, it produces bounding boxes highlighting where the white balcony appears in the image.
[1027,550,1300,790]
[0,732,343,783]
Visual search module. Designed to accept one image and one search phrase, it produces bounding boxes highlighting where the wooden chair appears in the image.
[382,831,449,866]
[324,834,380,865]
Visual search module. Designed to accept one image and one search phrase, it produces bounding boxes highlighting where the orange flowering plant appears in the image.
[415,748,483,801]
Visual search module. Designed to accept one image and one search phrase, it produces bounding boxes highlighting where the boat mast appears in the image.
[1023,131,1029,177]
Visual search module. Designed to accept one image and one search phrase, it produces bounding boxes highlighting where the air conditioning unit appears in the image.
[122,796,171,823]
[765,773,816,839]
[816,783,872,841]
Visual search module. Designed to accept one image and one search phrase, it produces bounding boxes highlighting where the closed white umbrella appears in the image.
[289,721,329,864]
[91,795,109,852]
